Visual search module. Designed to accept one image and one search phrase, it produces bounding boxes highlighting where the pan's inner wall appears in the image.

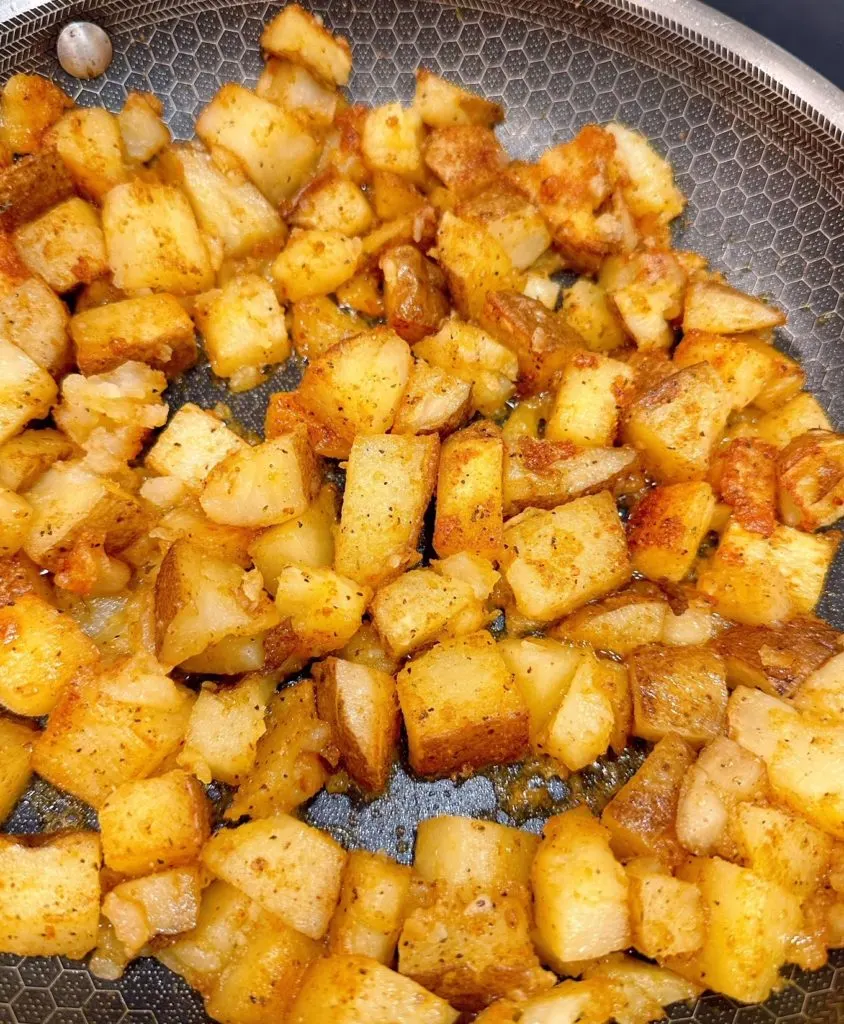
[1,0,844,1021]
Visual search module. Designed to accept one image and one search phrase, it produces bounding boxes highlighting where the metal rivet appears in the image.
[56,22,113,80]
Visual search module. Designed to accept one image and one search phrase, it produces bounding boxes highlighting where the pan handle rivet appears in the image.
[56,21,113,79]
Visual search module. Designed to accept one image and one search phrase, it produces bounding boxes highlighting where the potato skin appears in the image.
[380,244,449,344]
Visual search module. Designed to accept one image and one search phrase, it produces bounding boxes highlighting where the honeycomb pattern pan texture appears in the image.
[1,0,844,1022]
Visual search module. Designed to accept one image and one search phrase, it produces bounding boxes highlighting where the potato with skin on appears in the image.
[117,92,170,163]
[414,817,539,889]
[14,197,108,294]
[627,864,705,960]
[0,717,38,822]
[414,68,504,128]
[546,351,635,447]
[313,657,400,793]
[272,229,362,301]
[673,330,773,411]
[103,866,202,958]
[99,769,210,877]
[291,171,373,237]
[397,630,529,777]
[0,275,71,374]
[424,125,508,200]
[392,358,472,436]
[226,679,332,820]
[329,851,414,963]
[628,482,715,583]
[146,404,246,493]
[683,280,786,334]
[0,832,101,958]
[335,433,438,590]
[260,4,352,86]
[777,429,844,530]
[551,585,668,657]
[711,436,778,536]
[562,278,628,352]
[380,244,450,344]
[601,251,686,351]
[202,814,347,939]
[0,73,72,155]
[362,103,425,181]
[435,212,521,322]
[50,107,129,201]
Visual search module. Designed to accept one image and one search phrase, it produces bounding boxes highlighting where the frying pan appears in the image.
[1,0,844,1020]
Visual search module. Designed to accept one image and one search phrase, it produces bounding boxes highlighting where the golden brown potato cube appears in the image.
[683,280,786,334]
[0,832,100,957]
[433,421,504,561]
[51,107,129,201]
[248,485,337,593]
[370,170,424,220]
[197,84,320,205]
[335,266,385,313]
[380,244,449,344]
[413,816,539,889]
[606,123,685,229]
[292,171,374,236]
[667,856,801,1003]
[155,539,279,667]
[290,295,366,359]
[713,615,839,698]
[99,769,210,876]
[748,391,832,448]
[0,593,99,716]
[628,482,715,583]
[313,657,399,793]
[70,293,196,377]
[272,228,362,302]
[600,251,685,351]
[0,487,31,556]
[435,212,521,321]
[777,429,844,530]
[0,276,70,373]
[398,883,554,1011]
[712,436,778,535]
[503,439,638,516]
[0,717,37,822]
[226,680,332,819]
[744,337,804,411]
[102,180,213,294]
[0,552,52,608]
[532,808,630,969]
[622,363,730,483]
[146,404,246,492]
[550,585,667,657]
[0,147,75,233]
[414,68,503,128]
[362,103,425,181]
[328,850,413,963]
[0,428,73,494]
[161,143,286,258]
[103,866,201,958]
[456,184,550,271]
[629,644,727,746]
[602,733,695,866]
[502,491,631,622]
[117,91,170,163]
[256,57,338,129]
[697,520,840,625]
[673,330,773,410]
[335,433,438,590]
[499,636,585,748]
[481,290,582,395]
[392,358,472,437]
[561,278,628,352]
[0,74,72,155]
[627,867,704,960]
[32,654,193,807]
[288,954,459,1024]
[339,624,400,679]
[396,630,528,777]
[178,672,276,786]
[202,814,346,939]
[261,4,351,85]
[424,125,508,200]
[792,649,844,724]
[546,352,634,446]
[14,197,108,293]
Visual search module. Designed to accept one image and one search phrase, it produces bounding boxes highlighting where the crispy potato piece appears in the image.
[14,197,108,294]
[0,551,52,607]
[0,428,73,492]
[51,107,129,201]
[424,125,508,199]
[546,352,634,446]
[396,630,528,776]
[265,391,349,459]
[339,622,400,676]
[551,585,668,656]
[0,74,72,155]
[103,866,201,958]
[711,437,778,535]
[606,123,685,228]
[602,252,685,351]
[628,482,715,583]
[335,433,438,590]
[414,68,503,128]
[257,57,338,130]
[0,717,37,822]
[627,866,704,959]
[0,832,100,958]
[150,499,255,568]
[261,4,351,85]
[329,850,413,963]
[0,274,70,374]
[457,183,550,271]
[745,337,805,411]
[117,91,170,163]
[290,295,366,359]
[793,649,844,724]
[370,170,425,220]
[582,957,701,1024]
[777,429,844,530]
[248,485,337,592]
[146,404,246,492]
[414,817,538,889]
[674,330,773,410]
[0,147,75,233]
[0,487,31,556]
[272,228,362,301]
[99,769,210,876]
[481,290,582,395]
[502,491,631,622]
[392,358,472,436]
[314,657,400,792]
[747,391,832,448]
[380,244,449,344]
[362,103,425,181]
[435,212,521,321]
[291,171,373,237]
[0,234,29,296]
[683,280,786,334]
[562,278,628,352]
[202,814,346,939]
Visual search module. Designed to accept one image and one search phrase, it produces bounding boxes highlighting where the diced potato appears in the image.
[414,317,519,416]
[697,521,840,625]
[713,615,839,698]
[502,491,631,622]
[272,228,362,301]
[256,58,339,129]
[339,621,401,676]
[151,499,255,567]
[550,585,667,657]
[503,439,638,516]
[0,832,100,957]
[673,330,773,410]
[532,808,630,969]
[261,4,352,86]
[0,717,37,822]
[435,212,521,321]
[99,769,210,876]
[473,980,612,1024]
[0,486,31,556]
[226,679,332,819]
[290,295,366,359]
[1,73,71,154]
[292,172,374,236]
[0,275,70,373]
[314,657,400,793]
[499,636,585,748]
[711,436,778,535]
[362,103,425,181]
[202,814,346,939]
[606,123,685,227]
[777,429,844,530]
[392,358,472,436]
[583,955,701,1023]
[0,148,75,234]
[117,92,170,163]
[628,482,715,583]
[414,68,503,128]
[683,280,786,334]
[546,352,634,446]
[288,954,459,1024]
[481,290,582,395]
[668,856,801,1003]
[102,180,213,294]
[628,868,704,959]
[0,593,99,715]
[523,273,560,310]
[414,816,539,889]
[601,252,685,351]
[562,278,628,352]
[329,851,413,963]
[146,404,246,492]
[370,170,425,220]
[70,293,196,377]
[793,649,844,724]
[335,267,384,313]
[396,630,528,776]
[748,391,832,448]
[744,337,804,411]
[621,363,730,482]
[14,197,108,293]
[32,654,193,807]
[103,866,201,958]
[661,602,719,647]
[602,733,695,867]
[380,244,449,344]
[197,84,320,204]
[51,107,129,201]
[335,433,438,589]
[424,125,507,200]
[178,672,277,785]
[154,540,279,667]
[0,551,53,608]
[162,143,285,257]
[457,184,550,271]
